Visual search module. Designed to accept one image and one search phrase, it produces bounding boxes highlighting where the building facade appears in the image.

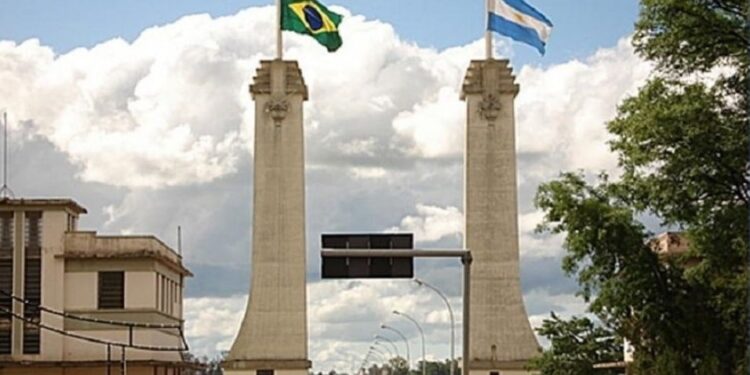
[0,198,195,375]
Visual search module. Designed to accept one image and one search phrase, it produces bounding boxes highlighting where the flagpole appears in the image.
[485,0,493,59]
[276,0,283,59]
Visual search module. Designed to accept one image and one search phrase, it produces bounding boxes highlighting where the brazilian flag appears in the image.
[281,0,343,52]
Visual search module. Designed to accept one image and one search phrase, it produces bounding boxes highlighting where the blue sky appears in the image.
[1,0,638,66]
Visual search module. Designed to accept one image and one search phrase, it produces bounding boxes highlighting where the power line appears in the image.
[0,288,189,352]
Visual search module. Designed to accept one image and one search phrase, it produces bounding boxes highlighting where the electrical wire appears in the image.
[0,289,189,352]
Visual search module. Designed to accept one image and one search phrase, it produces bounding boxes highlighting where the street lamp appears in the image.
[370,345,391,360]
[373,342,394,359]
[415,278,456,375]
[374,335,400,358]
[381,324,411,366]
[393,310,426,375]
[367,348,388,366]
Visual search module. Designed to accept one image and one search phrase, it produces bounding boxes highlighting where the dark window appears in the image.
[258,370,275,375]
[24,212,41,258]
[0,212,13,257]
[23,259,41,354]
[490,372,499,375]
[98,272,125,310]
[0,212,12,354]
[23,212,41,354]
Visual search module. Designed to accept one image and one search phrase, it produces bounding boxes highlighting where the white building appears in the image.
[0,198,196,375]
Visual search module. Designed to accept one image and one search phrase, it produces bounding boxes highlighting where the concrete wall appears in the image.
[62,331,183,362]
[462,60,539,365]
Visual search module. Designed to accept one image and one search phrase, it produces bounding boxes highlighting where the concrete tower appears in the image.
[461,59,539,374]
[224,60,311,375]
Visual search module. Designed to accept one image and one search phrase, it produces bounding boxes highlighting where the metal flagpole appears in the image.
[276,0,283,59]
[485,0,493,59]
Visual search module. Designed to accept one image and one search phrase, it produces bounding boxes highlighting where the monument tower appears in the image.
[224,59,311,375]
[461,58,539,373]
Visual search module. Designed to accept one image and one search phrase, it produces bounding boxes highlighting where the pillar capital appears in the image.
[460,59,519,100]
[250,60,309,100]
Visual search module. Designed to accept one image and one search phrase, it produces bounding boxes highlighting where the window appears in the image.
[258,370,274,375]
[23,212,41,354]
[0,211,11,355]
[98,272,124,309]
[66,215,77,232]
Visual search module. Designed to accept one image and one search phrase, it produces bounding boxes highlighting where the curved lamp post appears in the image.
[374,335,400,358]
[415,278,456,375]
[381,324,411,366]
[373,342,394,359]
[370,345,391,360]
[393,310,426,375]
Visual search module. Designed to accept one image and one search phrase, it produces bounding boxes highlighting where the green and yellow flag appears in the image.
[281,0,343,52]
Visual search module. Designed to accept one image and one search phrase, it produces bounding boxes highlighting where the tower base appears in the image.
[223,359,312,375]
[468,359,538,375]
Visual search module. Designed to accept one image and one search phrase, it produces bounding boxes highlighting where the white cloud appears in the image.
[184,295,247,353]
[515,38,652,175]
[387,204,463,243]
[351,167,387,179]
[392,87,465,158]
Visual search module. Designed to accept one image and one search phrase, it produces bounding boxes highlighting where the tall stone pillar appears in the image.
[224,60,311,375]
[461,60,539,374]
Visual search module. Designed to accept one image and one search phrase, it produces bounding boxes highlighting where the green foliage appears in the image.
[388,356,410,375]
[528,313,622,375]
[531,0,749,373]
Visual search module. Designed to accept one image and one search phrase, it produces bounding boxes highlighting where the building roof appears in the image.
[650,231,691,258]
[0,197,88,214]
[59,231,192,276]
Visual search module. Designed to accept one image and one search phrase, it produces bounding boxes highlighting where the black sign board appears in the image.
[321,234,414,279]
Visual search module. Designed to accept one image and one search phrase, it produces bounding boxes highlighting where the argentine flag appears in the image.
[488,0,553,55]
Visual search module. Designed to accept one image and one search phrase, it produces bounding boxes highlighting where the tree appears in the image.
[530,0,749,373]
[528,313,622,375]
[388,356,410,375]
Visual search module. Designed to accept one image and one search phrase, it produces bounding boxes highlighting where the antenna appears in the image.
[177,225,182,257]
[0,112,14,199]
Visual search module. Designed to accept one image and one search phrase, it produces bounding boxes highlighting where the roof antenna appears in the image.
[177,225,183,257]
[0,112,14,199]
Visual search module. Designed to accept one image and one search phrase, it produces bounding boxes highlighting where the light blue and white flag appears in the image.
[487,0,553,55]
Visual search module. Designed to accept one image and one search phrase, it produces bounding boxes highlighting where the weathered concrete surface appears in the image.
[462,59,539,374]
[224,60,311,372]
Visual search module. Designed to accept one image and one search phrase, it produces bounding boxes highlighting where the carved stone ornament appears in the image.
[265,98,289,126]
[479,94,501,123]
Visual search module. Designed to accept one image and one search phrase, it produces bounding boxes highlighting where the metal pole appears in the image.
[393,311,425,375]
[120,346,127,375]
[370,346,389,362]
[381,324,410,365]
[177,225,182,257]
[2,112,6,188]
[462,254,472,375]
[485,0,493,59]
[276,0,283,59]
[415,279,455,375]
[375,335,400,358]
[373,342,393,359]
[106,344,111,375]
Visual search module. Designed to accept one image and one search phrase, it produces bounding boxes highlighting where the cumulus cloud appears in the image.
[184,295,247,354]
[387,204,463,243]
